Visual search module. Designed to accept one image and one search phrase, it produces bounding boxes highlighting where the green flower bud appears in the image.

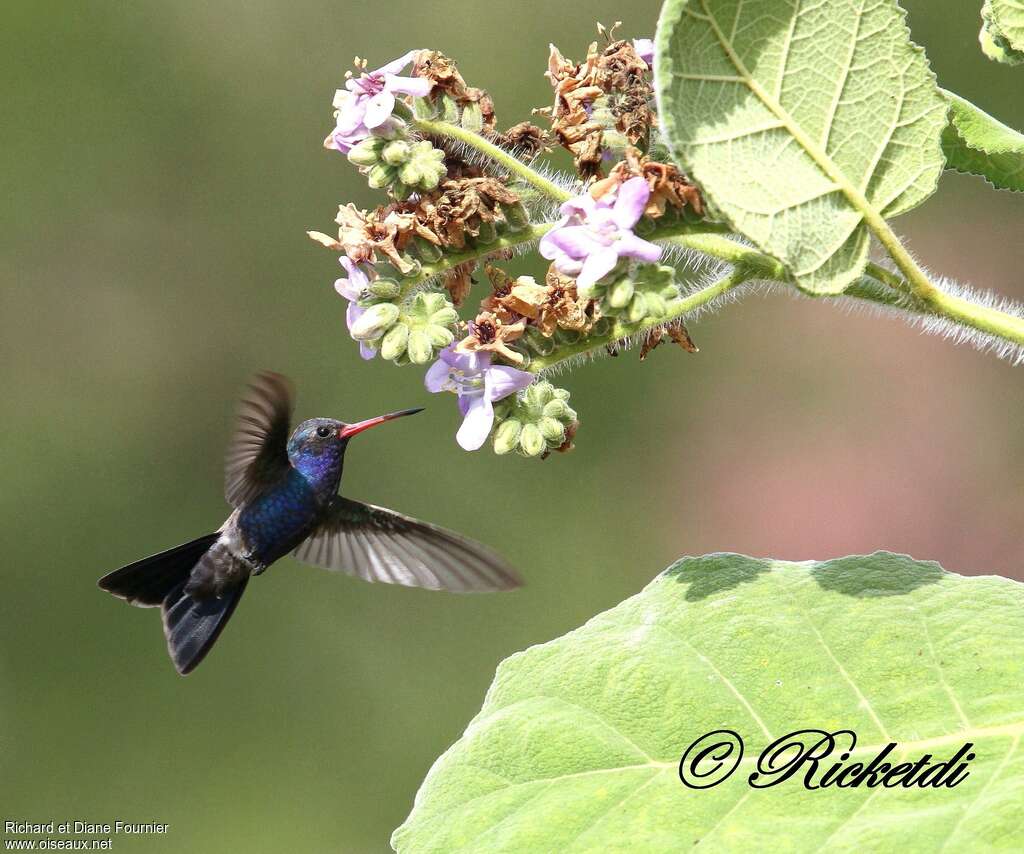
[628,292,648,323]
[519,423,546,457]
[609,277,635,309]
[501,202,530,232]
[350,302,400,340]
[646,292,668,318]
[474,220,498,245]
[367,277,401,299]
[348,136,387,167]
[367,163,397,190]
[381,140,411,166]
[412,96,437,119]
[543,398,570,419]
[492,418,522,455]
[391,181,412,201]
[523,326,556,355]
[427,324,455,348]
[430,306,459,327]
[539,416,566,444]
[412,236,444,263]
[440,95,460,123]
[419,291,448,315]
[461,102,484,132]
[398,160,423,187]
[407,329,433,364]
[380,323,409,361]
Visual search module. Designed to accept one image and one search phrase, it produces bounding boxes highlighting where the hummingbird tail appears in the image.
[98,533,220,607]
[161,576,248,676]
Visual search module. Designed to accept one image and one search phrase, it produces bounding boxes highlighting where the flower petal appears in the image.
[456,395,494,450]
[424,358,451,392]
[345,301,365,330]
[617,232,663,263]
[485,365,534,402]
[373,49,423,78]
[633,38,655,65]
[542,225,605,260]
[385,74,432,97]
[612,177,651,229]
[362,91,396,129]
[359,341,377,360]
[576,245,621,288]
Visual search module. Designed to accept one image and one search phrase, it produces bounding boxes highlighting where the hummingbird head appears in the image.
[286,409,424,486]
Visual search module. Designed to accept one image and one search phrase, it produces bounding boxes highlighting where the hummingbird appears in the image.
[98,371,522,675]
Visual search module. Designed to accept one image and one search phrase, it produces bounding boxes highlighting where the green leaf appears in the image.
[392,554,1024,853]
[981,0,1024,65]
[942,90,1024,192]
[654,0,947,295]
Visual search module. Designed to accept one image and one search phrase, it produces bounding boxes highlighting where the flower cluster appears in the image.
[309,30,704,458]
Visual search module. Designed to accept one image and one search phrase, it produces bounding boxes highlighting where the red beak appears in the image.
[338,407,424,439]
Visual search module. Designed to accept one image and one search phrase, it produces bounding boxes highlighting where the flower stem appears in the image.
[411,116,572,202]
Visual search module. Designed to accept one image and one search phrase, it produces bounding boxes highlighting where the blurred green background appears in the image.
[2,1,1022,851]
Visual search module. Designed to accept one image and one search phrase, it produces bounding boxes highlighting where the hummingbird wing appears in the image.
[292,497,523,592]
[224,371,295,507]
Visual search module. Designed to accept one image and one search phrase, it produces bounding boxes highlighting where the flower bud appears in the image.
[380,323,409,361]
[398,161,423,187]
[350,302,399,340]
[381,140,411,166]
[628,292,648,323]
[645,292,668,318]
[501,202,530,232]
[440,95,460,123]
[492,418,522,455]
[368,278,401,299]
[412,236,444,263]
[407,329,433,364]
[474,220,498,245]
[348,136,386,167]
[519,423,546,457]
[427,325,455,348]
[430,306,459,327]
[609,277,635,309]
[367,163,397,190]
[539,416,566,444]
[461,102,484,132]
[542,398,570,419]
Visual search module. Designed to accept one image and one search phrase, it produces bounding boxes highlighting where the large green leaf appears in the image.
[942,90,1024,192]
[654,0,947,295]
[392,554,1024,852]
[981,0,1024,65]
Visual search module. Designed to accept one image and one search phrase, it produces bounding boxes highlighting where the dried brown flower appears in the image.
[414,177,520,250]
[489,122,548,158]
[443,261,476,307]
[639,319,699,360]
[607,150,704,218]
[308,203,426,274]
[543,38,654,177]
[456,311,526,364]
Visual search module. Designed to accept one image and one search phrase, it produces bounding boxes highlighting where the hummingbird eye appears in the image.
[315,425,332,439]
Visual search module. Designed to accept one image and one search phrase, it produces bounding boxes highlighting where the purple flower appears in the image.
[424,346,533,450]
[335,257,377,360]
[633,38,654,66]
[325,50,432,153]
[539,177,662,290]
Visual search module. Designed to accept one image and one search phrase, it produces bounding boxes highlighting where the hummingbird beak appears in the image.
[338,407,424,439]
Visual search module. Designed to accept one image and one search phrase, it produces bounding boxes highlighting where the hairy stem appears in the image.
[411,117,571,202]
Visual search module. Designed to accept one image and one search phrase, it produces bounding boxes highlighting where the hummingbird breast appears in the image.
[237,468,327,567]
